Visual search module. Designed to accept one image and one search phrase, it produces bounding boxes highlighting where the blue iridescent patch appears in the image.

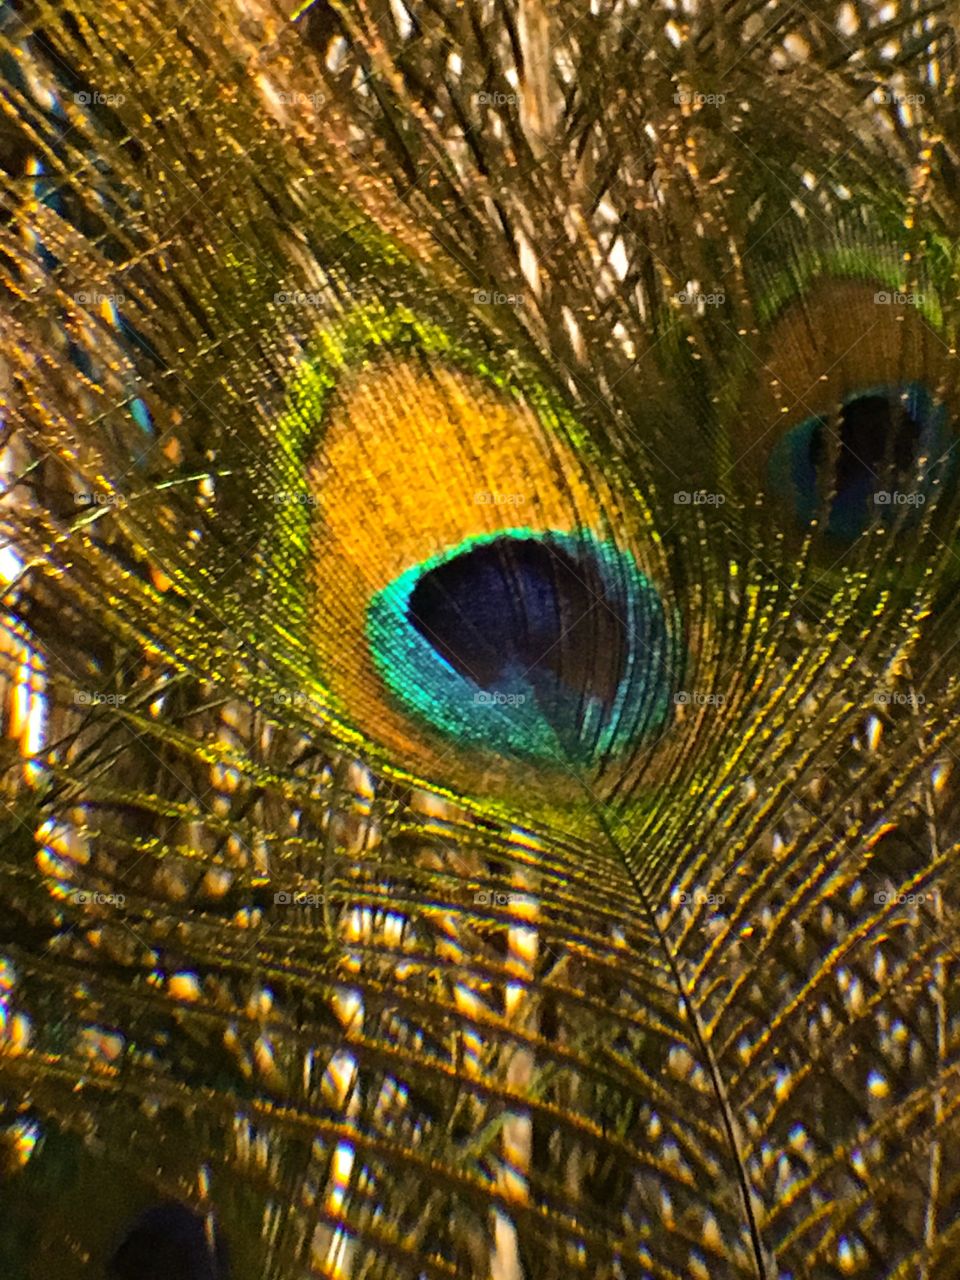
[367,529,673,766]
[768,382,952,539]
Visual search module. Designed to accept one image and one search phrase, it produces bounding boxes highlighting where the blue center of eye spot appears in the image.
[366,529,673,766]
[768,381,952,540]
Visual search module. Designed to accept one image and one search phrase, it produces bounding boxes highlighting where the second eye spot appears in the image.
[769,382,952,539]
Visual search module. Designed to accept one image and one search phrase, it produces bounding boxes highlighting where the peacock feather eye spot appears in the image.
[367,531,673,767]
[768,382,951,539]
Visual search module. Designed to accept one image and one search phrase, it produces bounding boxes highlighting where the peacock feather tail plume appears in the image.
[1,1,960,1276]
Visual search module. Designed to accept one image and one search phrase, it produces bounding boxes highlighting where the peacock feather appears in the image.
[1,0,960,1276]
